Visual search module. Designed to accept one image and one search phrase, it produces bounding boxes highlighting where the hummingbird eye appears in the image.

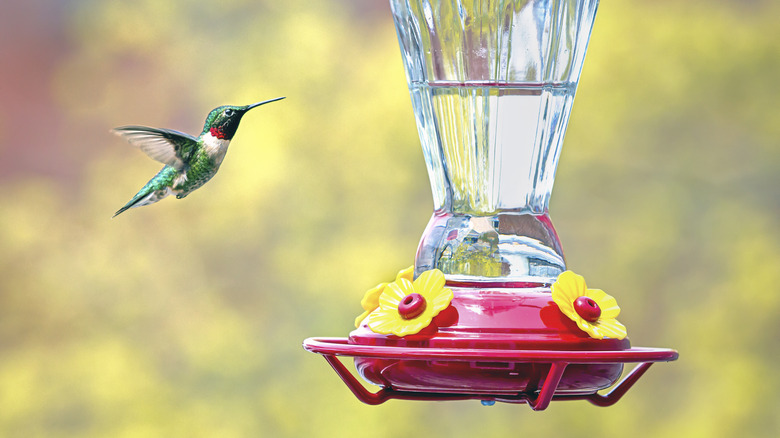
[224,109,234,117]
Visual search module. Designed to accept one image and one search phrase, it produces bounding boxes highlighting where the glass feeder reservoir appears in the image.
[304,0,677,410]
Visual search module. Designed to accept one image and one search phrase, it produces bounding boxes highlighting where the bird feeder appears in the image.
[303,0,677,410]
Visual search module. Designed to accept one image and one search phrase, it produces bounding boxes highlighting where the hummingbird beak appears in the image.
[245,97,286,111]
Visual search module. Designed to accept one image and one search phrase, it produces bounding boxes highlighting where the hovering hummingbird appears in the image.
[112,97,285,217]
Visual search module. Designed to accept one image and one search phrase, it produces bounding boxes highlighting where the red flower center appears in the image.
[398,293,427,320]
[574,296,601,322]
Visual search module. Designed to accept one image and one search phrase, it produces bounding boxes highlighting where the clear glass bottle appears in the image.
[390,0,599,284]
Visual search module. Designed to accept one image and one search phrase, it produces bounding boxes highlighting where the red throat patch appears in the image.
[209,127,227,139]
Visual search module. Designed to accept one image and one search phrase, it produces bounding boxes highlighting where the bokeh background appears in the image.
[1,0,778,436]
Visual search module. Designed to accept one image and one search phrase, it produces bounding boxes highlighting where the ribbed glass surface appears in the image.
[390,0,599,282]
[392,0,598,213]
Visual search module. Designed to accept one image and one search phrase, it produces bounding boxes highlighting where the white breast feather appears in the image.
[202,132,231,164]
[173,173,188,187]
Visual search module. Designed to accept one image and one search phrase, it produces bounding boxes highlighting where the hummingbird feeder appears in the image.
[303,0,677,410]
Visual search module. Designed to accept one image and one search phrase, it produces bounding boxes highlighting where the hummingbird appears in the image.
[112,97,285,217]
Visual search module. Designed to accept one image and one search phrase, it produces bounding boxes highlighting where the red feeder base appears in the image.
[304,285,677,410]
[303,338,677,410]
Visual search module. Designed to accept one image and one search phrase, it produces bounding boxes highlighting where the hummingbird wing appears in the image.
[112,126,199,170]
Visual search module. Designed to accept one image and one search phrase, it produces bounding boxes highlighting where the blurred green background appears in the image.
[1,0,778,436]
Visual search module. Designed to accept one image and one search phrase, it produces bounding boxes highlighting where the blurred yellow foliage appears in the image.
[0,0,778,437]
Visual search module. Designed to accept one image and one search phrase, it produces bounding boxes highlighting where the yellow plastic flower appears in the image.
[368,269,454,337]
[551,271,627,340]
[354,266,414,328]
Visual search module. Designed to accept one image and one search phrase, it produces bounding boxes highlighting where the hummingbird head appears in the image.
[202,97,285,140]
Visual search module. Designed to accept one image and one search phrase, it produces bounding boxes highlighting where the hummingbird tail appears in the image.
[113,199,141,218]
[113,167,176,218]
[113,205,132,218]
[113,187,172,218]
